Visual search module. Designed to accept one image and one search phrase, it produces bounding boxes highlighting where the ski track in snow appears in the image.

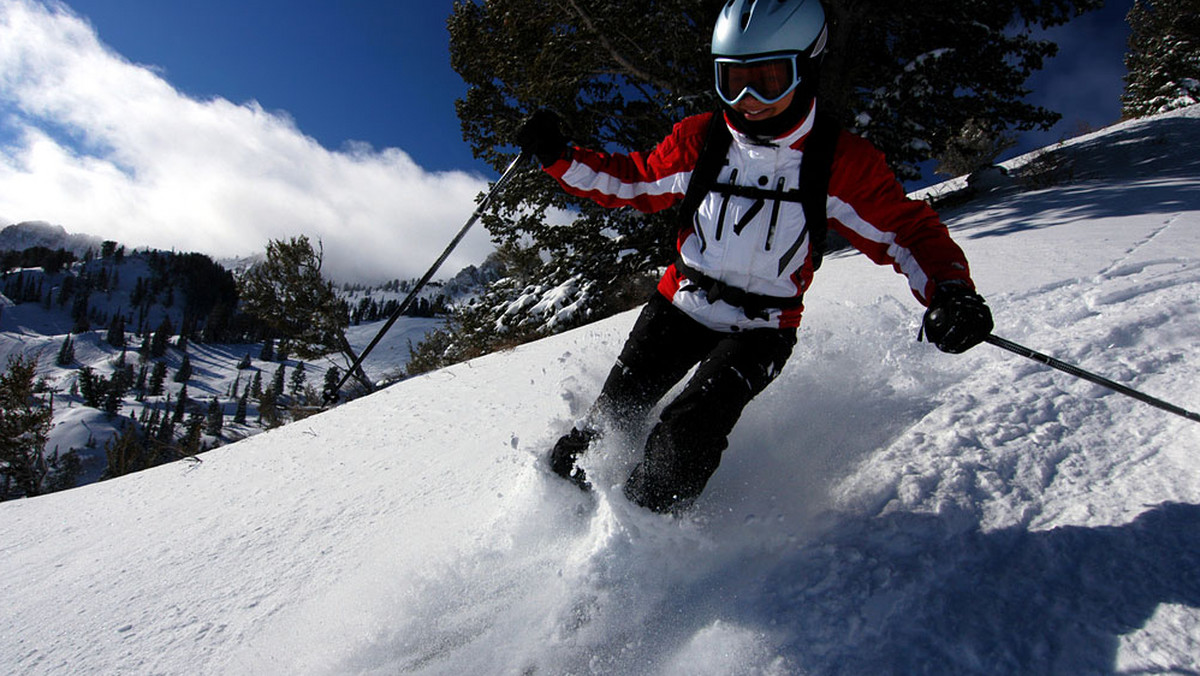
[3,107,1200,675]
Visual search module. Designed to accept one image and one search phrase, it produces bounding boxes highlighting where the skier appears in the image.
[516,0,993,513]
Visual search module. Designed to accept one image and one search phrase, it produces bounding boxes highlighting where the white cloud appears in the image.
[0,0,496,283]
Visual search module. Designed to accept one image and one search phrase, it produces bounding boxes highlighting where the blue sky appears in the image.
[1022,0,1135,154]
[60,0,483,174]
[0,0,1135,282]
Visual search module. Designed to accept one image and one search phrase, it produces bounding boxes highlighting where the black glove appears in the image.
[921,282,993,354]
[515,109,568,166]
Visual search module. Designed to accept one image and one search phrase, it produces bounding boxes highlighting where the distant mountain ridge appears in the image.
[0,221,107,257]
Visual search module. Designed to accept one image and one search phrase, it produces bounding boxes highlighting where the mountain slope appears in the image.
[3,107,1200,675]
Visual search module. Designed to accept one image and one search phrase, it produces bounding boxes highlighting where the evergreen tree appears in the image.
[1122,0,1200,117]
[55,335,75,367]
[135,364,148,399]
[206,398,224,437]
[155,398,176,449]
[77,366,104,409]
[202,302,233,343]
[174,354,193,383]
[289,362,308,397]
[270,364,286,399]
[258,385,281,428]
[260,338,276,362]
[131,277,148,308]
[150,316,173,358]
[238,236,371,391]
[250,371,263,399]
[234,389,249,425]
[322,366,341,399]
[106,313,126,348]
[0,355,54,499]
[148,361,167,397]
[103,356,132,416]
[182,412,205,456]
[173,384,188,424]
[138,333,151,361]
[70,291,90,334]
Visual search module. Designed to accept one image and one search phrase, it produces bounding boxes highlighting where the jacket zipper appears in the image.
[714,168,737,241]
[765,176,786,251]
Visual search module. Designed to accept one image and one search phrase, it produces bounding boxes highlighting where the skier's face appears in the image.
[731,88,796,122]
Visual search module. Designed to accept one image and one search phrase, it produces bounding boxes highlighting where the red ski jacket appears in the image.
[544,104,976,331]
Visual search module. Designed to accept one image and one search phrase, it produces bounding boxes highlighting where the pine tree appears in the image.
[322,366,341,399]
[260,338,276,362]
[106,313,126,348]
[289,362,308,397]
[258,385,281,428]
[55,335,75,367]
[238,236,371,391]
[102,356,132,416]
[70,291,90,334]
[1122,0,1200,117]
[174,354,192,383]
[77,366,104,408]
[148,361,167,397]
[173,384,188,424]
[150,316,173,358]
[270,364,286,398]
[0,355,54,499]
[182,412,204,456]
[206,398,224,437]
[234,389,248,425]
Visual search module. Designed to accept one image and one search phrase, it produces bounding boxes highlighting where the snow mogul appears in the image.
[517,0,994,513]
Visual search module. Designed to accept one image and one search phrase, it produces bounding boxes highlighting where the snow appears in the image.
[3,106,1200,674]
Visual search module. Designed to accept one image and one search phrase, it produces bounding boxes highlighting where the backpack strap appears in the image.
[798,111,841,270]
[677,112,733,230]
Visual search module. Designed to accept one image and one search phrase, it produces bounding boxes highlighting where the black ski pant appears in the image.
[591,294,796,512]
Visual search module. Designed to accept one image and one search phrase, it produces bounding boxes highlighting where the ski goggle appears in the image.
[714,54,801,106]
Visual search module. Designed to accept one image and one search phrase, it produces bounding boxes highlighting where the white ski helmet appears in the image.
[712,0,828,107]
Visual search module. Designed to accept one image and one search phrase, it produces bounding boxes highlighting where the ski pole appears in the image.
[322,150,533,406]
[985,334,1200,424]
